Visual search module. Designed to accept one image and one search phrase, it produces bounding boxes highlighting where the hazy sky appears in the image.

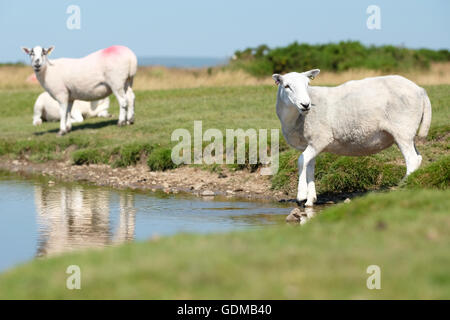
[0,0,448,62]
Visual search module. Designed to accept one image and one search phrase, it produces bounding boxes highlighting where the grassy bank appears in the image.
[0,84,448,195]
[0,189,448,299]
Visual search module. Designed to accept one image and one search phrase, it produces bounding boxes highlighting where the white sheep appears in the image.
[33,91,111,126]
[273,70,432,206]
[21,45,137,135]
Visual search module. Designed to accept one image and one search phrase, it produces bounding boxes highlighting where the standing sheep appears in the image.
[273,70,432,206]
[33,92,111,126]
[21,45,137,135]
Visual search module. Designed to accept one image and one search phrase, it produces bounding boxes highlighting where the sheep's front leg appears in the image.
[305,158,317,207]
[297,145,318,204]
[66,101,74,132]
[58,101,69,136]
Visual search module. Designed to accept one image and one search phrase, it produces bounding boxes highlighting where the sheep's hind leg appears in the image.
[396,138,422,176]
[113,89,128,126]
[33,101,44,126]
[126,87,135,125]
[70,108,84,123]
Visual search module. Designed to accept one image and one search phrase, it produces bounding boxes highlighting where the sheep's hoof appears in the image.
[295,199,306,208]
[305,201,314,207]
[127,119,135,125]
[57,130,67,136]
[117,121,126,127]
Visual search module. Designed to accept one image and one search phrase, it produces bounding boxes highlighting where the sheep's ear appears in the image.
[44,46,55,55]
[304,69,320,80]
[21,47,31,55]
[272,74,283,85]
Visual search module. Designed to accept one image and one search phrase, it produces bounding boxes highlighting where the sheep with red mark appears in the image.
[21,45,137,135]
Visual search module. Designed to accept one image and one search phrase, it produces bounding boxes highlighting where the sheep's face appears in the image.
[272,69,320,113]
[21,46,54,72]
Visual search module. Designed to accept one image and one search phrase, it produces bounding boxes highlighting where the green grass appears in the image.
[272,152,405,194]
[147,147,177,171]
[0,189,448,299]
[0,86,279,169]
[0,85,448,191]
[407,156,450,189]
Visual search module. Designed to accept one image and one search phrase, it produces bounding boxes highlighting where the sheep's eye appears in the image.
[284,84,291,90]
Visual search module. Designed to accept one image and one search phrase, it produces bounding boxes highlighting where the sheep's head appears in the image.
[21,46,54,72]
[272,69,320,113]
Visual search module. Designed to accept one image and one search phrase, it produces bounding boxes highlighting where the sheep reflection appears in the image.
[34,184,136,257]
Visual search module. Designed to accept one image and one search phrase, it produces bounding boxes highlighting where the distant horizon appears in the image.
[6,39,449,67]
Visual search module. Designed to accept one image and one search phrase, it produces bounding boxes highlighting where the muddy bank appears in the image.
[0,158,282,200]
[0,158,363,205]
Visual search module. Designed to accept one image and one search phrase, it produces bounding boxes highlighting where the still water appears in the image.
[0,178,293,272]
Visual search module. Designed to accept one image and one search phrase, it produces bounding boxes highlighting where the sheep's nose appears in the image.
[301,103,310,110]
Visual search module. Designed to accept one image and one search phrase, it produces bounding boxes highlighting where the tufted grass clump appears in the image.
[147,147,177,171]
[271,151,405,194]
[315,154,405,193]
[72,148,108,165]
[270,149,300,192]
[112,142,154,168]
[406,156,450,189]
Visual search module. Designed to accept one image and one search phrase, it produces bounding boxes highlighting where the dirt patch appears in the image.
[0,157,288,201]
[0,157,368,206]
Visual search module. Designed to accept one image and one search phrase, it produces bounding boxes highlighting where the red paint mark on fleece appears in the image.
[101,45,124,56]
[26,73,37,83]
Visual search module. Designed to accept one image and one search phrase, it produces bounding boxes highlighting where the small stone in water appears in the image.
[201,190,215,196]
[286,208,302,223]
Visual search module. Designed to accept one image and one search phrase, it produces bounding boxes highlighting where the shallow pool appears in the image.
[0,178,296,272]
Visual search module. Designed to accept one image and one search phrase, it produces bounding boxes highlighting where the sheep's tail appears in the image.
[128,50,138,83]
[418,89,432,138]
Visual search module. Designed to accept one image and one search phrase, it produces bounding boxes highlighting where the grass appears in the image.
[0,83,448,194]
[407,156,450,189]
[0,86,280,171]
[0,189,448,299]
[147,147,177,171]
[271,152,406,194]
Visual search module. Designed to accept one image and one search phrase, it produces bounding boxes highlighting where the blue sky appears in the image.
[0,0,448,62]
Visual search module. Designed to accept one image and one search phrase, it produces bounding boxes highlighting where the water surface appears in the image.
[0,178,295,272]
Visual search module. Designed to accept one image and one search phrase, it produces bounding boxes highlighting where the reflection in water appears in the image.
[31,183,327,258]
[2,178,328,271]
[2,178,307,271]
[34,185,136,256]
[300,207,317,225]
[114,194,136,244]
